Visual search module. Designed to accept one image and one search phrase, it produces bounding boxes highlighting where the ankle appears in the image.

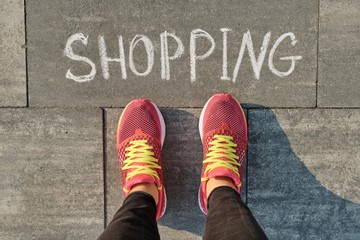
[206,176,237,199]
[129,183,159,204]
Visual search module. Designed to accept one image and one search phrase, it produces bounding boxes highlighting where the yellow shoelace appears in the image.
[122,139,161,192]
[201,135,240,183]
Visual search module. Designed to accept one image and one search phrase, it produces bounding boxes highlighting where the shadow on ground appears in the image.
[247,107,360,240]
[158,108,206,236]
[157,107,360,239]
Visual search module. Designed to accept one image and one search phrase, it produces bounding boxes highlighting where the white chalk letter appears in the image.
[129,35,154,76]
[268,32,302,77]
[64,33,96,82]
[160,31,184,80]
[98,35,127,80]
[221,28,231,81]
[232,31,271,82]
[190,29,215,82]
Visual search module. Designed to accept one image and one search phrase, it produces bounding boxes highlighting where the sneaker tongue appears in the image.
[207,167,241,189]
[125,174,157,190]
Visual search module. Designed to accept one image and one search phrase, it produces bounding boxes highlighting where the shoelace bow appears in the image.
[201,135,241,183]
[122,140,161,192]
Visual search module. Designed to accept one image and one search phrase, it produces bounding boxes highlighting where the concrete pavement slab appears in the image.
[27,0,317,107]
[105,107,247,238]
[0,0,26,106]
[0,109,104,240]
[248,109,360,239]
[318,0,360,107]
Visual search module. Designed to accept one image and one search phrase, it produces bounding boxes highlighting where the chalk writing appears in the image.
[268,32,302,77]
[160,31,184,80]
[64,33,96,82]
[220,28,231,81]
[129,35,154,76]
[232,30,271,82]
[190,29,216,82]
[64,29,302,83]
[98,35,127,80]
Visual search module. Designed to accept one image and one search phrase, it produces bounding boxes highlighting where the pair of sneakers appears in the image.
[116,93,248,220]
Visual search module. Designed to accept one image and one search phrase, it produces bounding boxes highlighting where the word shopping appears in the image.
[63,28,302,83]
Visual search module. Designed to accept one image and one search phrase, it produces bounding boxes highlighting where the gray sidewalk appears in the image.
[1,0,360,239]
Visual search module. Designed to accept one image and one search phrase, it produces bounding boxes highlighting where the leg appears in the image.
[98,191,160,240]
[203,186,268,240]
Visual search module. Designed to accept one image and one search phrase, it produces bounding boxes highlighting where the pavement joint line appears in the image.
[315,0,320,107]
[102,108,108,228]
[0,106,29,109]
[24,0,29,107]
[99,106,331,110]
[2,106,360,110]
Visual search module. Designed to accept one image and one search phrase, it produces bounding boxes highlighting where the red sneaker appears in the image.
[198,93,248,214]
[116,98,166,220]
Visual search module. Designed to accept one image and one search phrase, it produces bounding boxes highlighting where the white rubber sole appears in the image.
[151,102,166,147]
[198,96,214,215]
[159,187,167,219]
[199,95,214,140]
[198,187,207,215]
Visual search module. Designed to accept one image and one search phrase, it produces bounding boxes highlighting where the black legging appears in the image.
[98,186,268,240]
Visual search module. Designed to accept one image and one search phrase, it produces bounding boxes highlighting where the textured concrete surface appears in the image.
[105,108,247,238]
[0,109,104,240]
[0,0,26,106]
[1,1,360,239]
[27,0,316,107]
[318,0,360,107]
[248,109,360,240]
